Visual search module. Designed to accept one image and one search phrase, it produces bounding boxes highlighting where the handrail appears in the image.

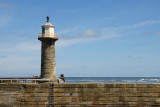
[0,79,50,83]
[0,74,40,78]
[38,33,58,38]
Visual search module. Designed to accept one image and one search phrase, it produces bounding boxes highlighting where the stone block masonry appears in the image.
[54,83,160,107]
[0,83,50,107]
[1,83,160,107]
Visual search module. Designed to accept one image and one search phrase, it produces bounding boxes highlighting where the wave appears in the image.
[65,78,160,83]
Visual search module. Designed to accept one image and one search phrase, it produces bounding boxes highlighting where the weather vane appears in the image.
[47,16,49,22]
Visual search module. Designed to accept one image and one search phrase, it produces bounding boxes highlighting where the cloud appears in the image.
[0,56,7,58]
[0,42,40,52]
[0,41,41,75]
[56,7,92,14]
[0,55,40,75]
[15,42,40,51]
[130,20,160,28]
[119,20,160,30]
[62,29,100,40]
[145,31,160,36]
[56,28,121,47]
[56,20,160,47]
[76,29,100,38]
[0,14,14,27]
[0,55,8,64]
[0,2,14,8]
[0,2,15,28]
[122,55,144,59]
[58,29,71,35]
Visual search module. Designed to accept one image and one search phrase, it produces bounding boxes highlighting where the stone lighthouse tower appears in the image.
[38,16,58,82]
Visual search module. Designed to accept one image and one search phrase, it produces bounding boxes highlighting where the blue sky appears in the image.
[0,0,160,77]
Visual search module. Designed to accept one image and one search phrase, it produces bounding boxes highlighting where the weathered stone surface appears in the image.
[40,39,57,82]
[53,83,160,106]
[1,83,160,106]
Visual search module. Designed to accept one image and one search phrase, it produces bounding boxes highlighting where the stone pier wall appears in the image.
[0,83,50,107]
[1,83,160,107]
[54,83,160,107]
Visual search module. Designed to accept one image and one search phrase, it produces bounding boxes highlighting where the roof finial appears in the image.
[46,16,49,22]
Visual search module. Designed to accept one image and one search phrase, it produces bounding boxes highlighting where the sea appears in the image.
[1,76,160,83]
[65,77,160,83]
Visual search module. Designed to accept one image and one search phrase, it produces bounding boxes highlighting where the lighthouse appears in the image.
[38,16,58,82]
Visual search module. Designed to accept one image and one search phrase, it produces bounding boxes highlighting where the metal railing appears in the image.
[0,79,50,83]
[0,74,40,78]
[38,33,58,39]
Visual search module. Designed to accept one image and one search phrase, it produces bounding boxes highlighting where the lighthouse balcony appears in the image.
[38,33,58,40]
